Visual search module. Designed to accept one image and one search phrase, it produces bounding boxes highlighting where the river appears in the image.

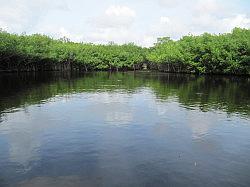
[0,72,249,187]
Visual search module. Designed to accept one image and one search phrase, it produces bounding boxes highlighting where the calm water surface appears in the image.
[0,72,249,187]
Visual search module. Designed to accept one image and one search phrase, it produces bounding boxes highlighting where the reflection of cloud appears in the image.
[1,111,40,167]
[18,176,87,187]
[85,92,134,125]
[8,131,40,167]
[153,123,169,137]
[89,92,129,104]
[186,111,223,153]
[189,121,210,139]
[187,113,214,139]
[1,106,60,167]
[156,104,169,116]
[106,111,133,125]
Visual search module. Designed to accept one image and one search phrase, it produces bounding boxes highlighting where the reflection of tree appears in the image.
[0,113,3,123]
[0,72,249,117]
[142,73,250,116]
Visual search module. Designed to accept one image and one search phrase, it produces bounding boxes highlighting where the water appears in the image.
[0,72,249,187]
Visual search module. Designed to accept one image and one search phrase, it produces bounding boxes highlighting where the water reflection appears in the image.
[0,105,60,168]
[19,176,91,187]
[86,92,134,125]
[0,72,249,117]
[0,72,249,187]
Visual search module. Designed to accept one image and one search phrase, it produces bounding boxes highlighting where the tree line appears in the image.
[0,27,249,74]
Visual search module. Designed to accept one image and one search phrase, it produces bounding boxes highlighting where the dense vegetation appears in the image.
[148,28,250,74]
[0,28,249,74]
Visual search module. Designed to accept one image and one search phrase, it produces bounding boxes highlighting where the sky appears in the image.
[0,0,250,46]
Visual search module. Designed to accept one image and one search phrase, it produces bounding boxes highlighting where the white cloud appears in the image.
[191,13,250,35]
[56,28,83,41]
[194,0,250,33]
[149,16,189,40]
[222,14,250,30]
[141,36,157,47]
[160,17,170,24]
[0,20,8,31]
[146,0,250,40]
[90,5,136,29]
[0,0,68,32]
[87,5,137,44]
[56,27,84,41]
[87,27,137,44]
[194,0,223,15]
[105,5,136,17]
[158,0,184,7]
[33,25,84,42]
[0,0,249,46]
[59,27,71,38]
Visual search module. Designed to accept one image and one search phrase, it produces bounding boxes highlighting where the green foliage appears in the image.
[0,31,145,71]
[147,28,250,74]
[0,28,249,75]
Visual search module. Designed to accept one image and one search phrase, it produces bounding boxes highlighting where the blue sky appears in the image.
[0,0,249,46]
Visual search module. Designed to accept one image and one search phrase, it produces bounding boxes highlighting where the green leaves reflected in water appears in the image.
[0,72,249,117]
